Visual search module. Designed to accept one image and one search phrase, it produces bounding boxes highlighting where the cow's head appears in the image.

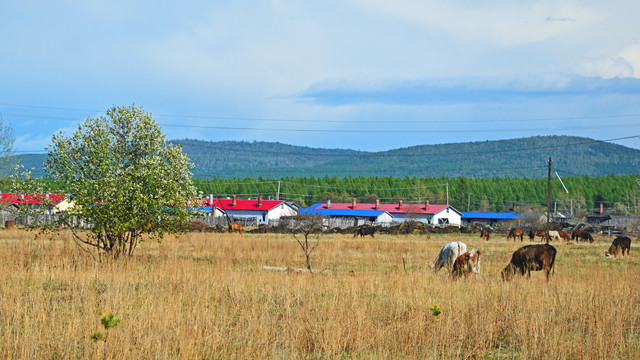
[606,245,620,258]
[501,263,516,281]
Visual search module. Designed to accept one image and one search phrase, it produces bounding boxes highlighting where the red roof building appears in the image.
[199,195,298,226]
[310,199,462,226]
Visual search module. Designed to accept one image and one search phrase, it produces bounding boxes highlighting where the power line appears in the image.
[5,109,640,133]
[3,102,640,124]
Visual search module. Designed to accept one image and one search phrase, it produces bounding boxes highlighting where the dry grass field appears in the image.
[1,228,639,359]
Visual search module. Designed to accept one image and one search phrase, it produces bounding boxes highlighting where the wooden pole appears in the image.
[547,157,551,244]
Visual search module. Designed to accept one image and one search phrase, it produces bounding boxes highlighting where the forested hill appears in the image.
[11,135,640,178]
[177,136,640,178]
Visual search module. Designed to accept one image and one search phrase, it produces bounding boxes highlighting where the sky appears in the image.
[2,0,640,154]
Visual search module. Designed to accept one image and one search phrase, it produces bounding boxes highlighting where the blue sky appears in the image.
[2,0,640,154]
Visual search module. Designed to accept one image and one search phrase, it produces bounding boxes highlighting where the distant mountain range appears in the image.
[12,135,640,178]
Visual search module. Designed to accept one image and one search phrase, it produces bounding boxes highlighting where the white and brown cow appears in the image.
[546,230,562,241]
[430,241,467,273]
[452,249,481,279]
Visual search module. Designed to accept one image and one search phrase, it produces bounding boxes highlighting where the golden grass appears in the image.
[0,228,639,359]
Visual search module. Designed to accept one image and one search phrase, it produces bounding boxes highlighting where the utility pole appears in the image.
[446,183,449,206]
[276,181,281,201]
[570,199,573,218]
[547,157,551,244]
[467,193,471,212]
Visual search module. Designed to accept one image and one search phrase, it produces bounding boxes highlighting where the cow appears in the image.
[605,236,631,258]
[574,231,594,243]
[501,244,557,281]
[228,223,244,234]
[4,220,15,228]
[354,226,376,238]
[547,230,562,241]
[430,241,467,273]
[558,231,571,241]
[528,229,546,241]
[479,228,490,241]
[571,229,593,241]
[507,228,524,241]
[452,249,481,279]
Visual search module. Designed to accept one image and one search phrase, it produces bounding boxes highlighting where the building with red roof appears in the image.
[305,199,462,226]
[199,195,298,226]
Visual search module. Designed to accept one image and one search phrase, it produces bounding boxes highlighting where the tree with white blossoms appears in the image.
[43,105,198,258]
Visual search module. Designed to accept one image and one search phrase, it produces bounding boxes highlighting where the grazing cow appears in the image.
[605,236,631,258]
[4,220,15,228]
[571,229,588,241]
[547,230,562,241]
[528,229,546,241]
[452,249,481,279]
[558,231,571,241]
[354,226,376,238]
[431,241,467,273]
[228,223,244,234]
[507,228,524,241]
[576,231,594,243]
[479,228,490,241]
[501,244,557,281]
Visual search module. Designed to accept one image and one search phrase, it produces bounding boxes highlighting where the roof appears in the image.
[301,204,390,217]
[308,202,459,215]
[0,193,66,205]
[461,212,519,220]
[192,206,226,213]
[199,198,289,212]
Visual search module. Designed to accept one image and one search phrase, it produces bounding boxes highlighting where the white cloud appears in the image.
[577,44,640,79]
[618,44,640,78]
[577,56,634,79]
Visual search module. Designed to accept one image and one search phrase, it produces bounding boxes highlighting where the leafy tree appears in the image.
[358,193,379,203]
[0,114,16,177]
[41,105,197,258]
[477,195,491,212]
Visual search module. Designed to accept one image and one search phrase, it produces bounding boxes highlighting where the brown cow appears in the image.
[573,230,594,243]
[571,229,593,241]
[507,228,524,241]
[528,229,546,241]
[479,228,490,241]
[4,220,15,228]
[228,223,244,234]
[558,231,571,241]
[501,244,557,281]
[452,249,481,279]
[605,236,631,258]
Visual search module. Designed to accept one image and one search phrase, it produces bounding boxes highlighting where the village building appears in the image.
[199,195,298,226]
[461,212,519,226]
[301,202,393,227]
[303,199,462,226]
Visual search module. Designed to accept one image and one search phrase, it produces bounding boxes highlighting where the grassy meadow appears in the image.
[0,228,639,359]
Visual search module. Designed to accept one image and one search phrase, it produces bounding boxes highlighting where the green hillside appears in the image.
[9,135,640,178]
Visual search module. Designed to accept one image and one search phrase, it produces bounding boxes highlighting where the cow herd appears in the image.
[434,231,633,281]
[481,227,597,243]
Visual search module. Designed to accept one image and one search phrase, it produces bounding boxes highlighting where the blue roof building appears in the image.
[461,212,519,226]
[301,202,393,227]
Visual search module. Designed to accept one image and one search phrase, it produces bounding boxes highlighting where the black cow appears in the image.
[579,231,594,243]
[605,236,631,258]
[501,244,557,281]
[354,226,376,238]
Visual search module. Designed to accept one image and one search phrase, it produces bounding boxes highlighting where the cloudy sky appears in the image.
[2,0,640,154]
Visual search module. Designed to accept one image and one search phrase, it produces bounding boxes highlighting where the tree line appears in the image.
[193,174,640,218]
